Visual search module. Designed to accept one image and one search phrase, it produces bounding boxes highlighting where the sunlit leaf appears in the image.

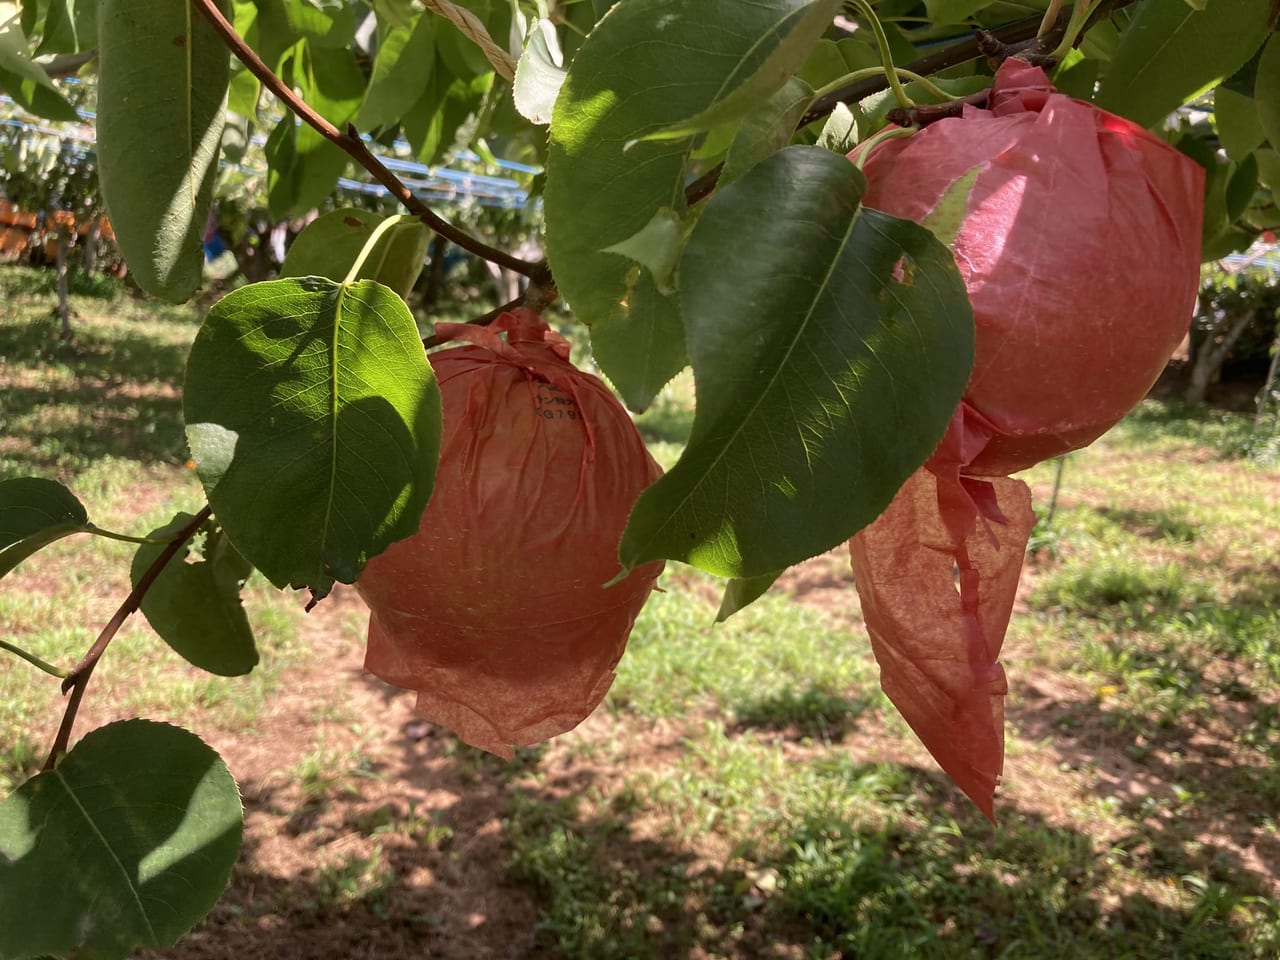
[184,278,442,600]
[619,147,974,578]
[0,477,90,580]
[0,720,242,960]
[1095,0,1271,128]
[96,0,228,301]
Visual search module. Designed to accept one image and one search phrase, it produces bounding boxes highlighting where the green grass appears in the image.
[504,396,1280,959]
[611,573,877,733]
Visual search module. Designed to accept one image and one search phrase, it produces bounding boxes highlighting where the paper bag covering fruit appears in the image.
[356,308,663,757]
[847,58,1204,819]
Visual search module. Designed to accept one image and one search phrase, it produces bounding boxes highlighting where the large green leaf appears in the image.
[281,209,431,300]
[636,0,841,143]
[183,278,442,600]
[545,0,840,411]
[133,513,258,677]
[618,147,974,578]
[96,0,228,302]
[1095,0,1272,129]
[0,476,90,579]
[1256,35,1280,161]
[355,11,436,131]
[1213,86,1264,163]
[0,1,78,121]
[33,0,94,54]
[0,720,242,960]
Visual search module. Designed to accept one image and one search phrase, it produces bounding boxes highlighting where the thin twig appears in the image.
[190,0,549,283]
[43,505,212,770]
[421,279,559,348]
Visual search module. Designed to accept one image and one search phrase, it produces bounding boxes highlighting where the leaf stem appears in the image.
[43,505,212,771]
[811,66,962,108]
[189,0,551,284]
[845,0,915,110]
[0,639,68,678]
[1048,0,1108,61]
[344,214,417,286]
[84,525,171,546]
[1037,0,1065,38]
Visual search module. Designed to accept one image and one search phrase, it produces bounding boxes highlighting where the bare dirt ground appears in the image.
[134,540,1279,959]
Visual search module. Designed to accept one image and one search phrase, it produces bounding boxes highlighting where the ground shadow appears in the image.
[0,310,193,475]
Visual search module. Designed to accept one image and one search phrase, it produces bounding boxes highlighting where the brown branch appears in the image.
[886,89,990,128]
[689,1,1143,207]
[190,0,550,284]
[796,14,1044,132]
[43,505,212,770]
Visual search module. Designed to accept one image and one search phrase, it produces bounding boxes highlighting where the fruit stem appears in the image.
[811,67,962,108]
[344,214,418,286]
[846,0,916,111]
[852,124,917,171]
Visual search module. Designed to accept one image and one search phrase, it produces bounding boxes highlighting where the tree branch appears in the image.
[43,505,212,771]
[687,2,1141,207]
[190,0,551,284]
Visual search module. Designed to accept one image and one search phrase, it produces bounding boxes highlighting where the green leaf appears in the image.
[96,0,228,302]
[183,278,442,599]
[1226,153,1258,224]
[0,2,78,122]
[0,720,242,960]
[817,102,859,154]
[1214,86,1264,162]
[634,0,842,143]
[0,476,90,579]
[133,514,258,677]
[1256,35,1280,161]
[355,12,436,131]
[285,0,355,47]
[402,59,493,165]
[716,570,783,623]
[266,42,363,219]
[33,0,94,54]
[1051,55,1099,101]
[618,147,974,578]
[1094,0,1272,128]
[281,209,431,300]
[227,64,260,118]
[601,208,686,295]
[547,0,839,410]
[513,17,566,126]
[1256,149,1280,207]
[720,76,813,186]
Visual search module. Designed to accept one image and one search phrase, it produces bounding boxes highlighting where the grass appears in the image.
[2,265,1280,957]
